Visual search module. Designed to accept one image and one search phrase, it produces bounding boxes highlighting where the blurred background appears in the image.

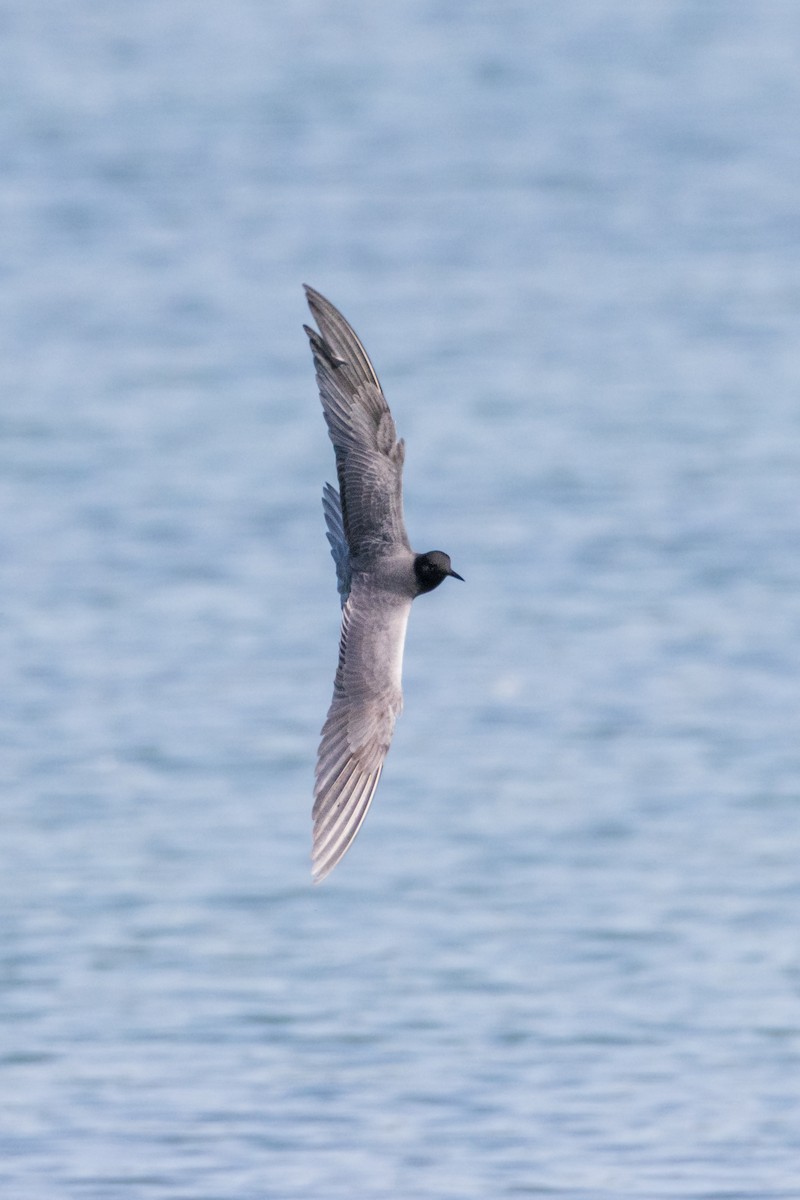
[2,2,800,1197]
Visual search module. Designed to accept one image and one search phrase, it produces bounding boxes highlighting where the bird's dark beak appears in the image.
[448,568,464,582]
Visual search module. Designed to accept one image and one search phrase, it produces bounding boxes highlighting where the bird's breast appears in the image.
[343,581,412,699]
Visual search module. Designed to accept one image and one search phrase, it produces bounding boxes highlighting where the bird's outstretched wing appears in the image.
[312,581,410,882]
[304,286,410,559]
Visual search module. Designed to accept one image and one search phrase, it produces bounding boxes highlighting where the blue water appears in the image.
[2,2,800,1196]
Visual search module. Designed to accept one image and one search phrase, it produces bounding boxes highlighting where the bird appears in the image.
[303,286,463,882]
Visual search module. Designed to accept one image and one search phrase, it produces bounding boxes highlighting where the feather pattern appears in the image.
[311,581,409,882]
[304,285,410,559]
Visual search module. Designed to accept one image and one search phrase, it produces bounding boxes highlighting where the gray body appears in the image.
[304,287,461,882]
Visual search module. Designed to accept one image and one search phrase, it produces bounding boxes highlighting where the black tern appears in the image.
[303,286,463,882]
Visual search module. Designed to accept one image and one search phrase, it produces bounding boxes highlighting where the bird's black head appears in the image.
[413,551,464,595]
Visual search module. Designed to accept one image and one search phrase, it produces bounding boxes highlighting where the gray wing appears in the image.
[312,581,410,882]
[304,286,410,559]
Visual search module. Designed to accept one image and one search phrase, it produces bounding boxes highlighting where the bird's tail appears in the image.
[322,483,351,604]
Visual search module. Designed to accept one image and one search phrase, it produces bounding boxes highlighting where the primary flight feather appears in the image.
[304,286,463,882]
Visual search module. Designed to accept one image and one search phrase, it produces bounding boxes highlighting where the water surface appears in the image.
[2,2,800,1197]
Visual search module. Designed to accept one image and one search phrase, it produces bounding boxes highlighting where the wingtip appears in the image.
[303,283,325,309]
[303,284,326,320]
[311,835,343,883]
[311,859,333,885]
[304,286,345,333]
